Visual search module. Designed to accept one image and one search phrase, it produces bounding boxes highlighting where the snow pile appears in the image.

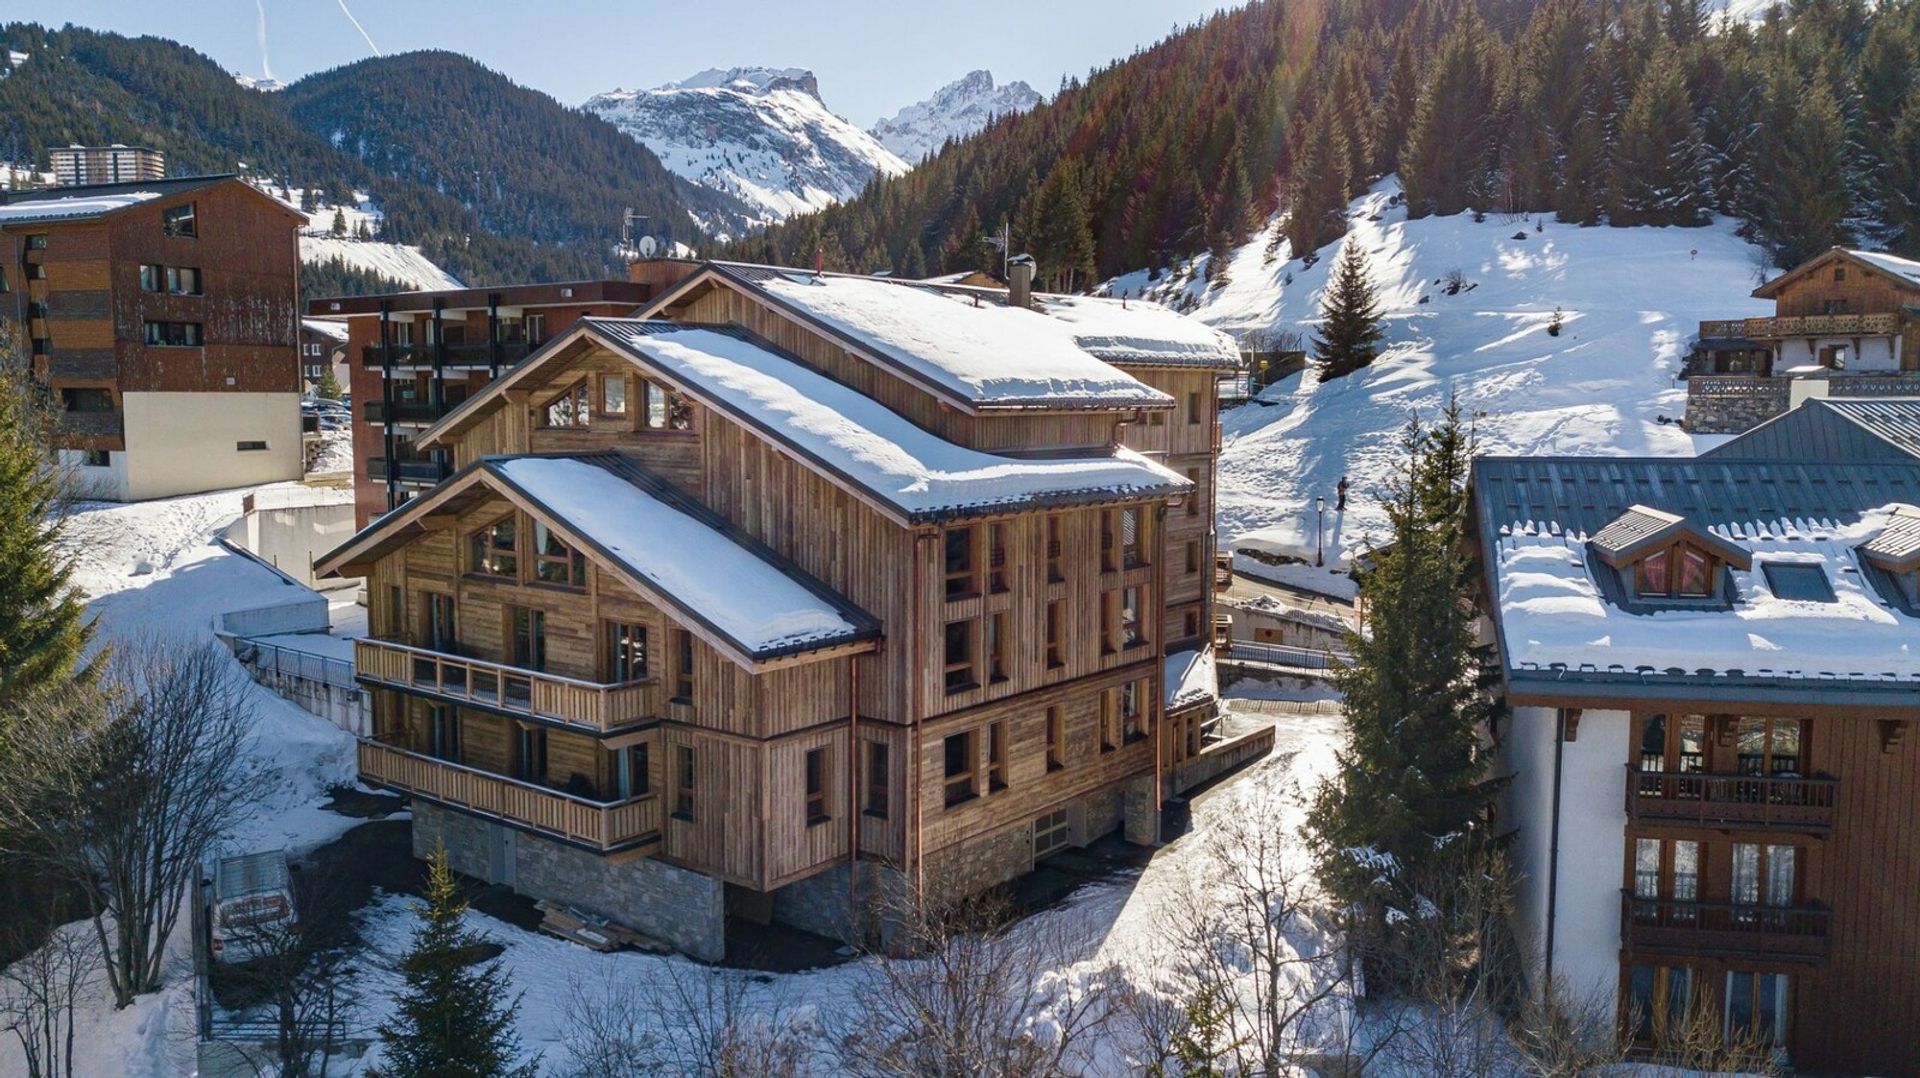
[1493,505,1920,680]
[0,191,159,223]
[306,429,353,475]
[589,321,1189,521]
[1164,647,1218,710]
[494,457,865,653]
[1035,293,1242,369]
[1110,178,1778,564]
[753,273,1170,406]
[584,67,908,226]
[870,70,1041,163]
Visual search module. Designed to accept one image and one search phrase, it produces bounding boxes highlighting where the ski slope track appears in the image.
[1108,179,1779,566]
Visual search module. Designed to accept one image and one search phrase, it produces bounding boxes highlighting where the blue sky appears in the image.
[15,1,1242,125]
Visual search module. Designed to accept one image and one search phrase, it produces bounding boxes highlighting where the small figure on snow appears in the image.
[1335,475,1349,512]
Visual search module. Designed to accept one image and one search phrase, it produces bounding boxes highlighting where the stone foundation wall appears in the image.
[410,802,726,961]
[1683,377,1790,434]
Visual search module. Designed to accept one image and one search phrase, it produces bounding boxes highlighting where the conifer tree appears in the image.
[1753,70,1853,266]
[1371,32,1421,177]
[1608,46,1712,226]
[1400,22,1498,218]
[315,365,343,401]
[0,364,92,704]
[374,847,536,1078]
[331,208,348,238]
[1284,103,1350,261]
[1312,240,1384,380]
[1304,400,1503,980]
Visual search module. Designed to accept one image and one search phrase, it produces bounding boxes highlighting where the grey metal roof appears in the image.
[1703,398,1920,463]
[1587,503,1752,569]
[0,174,240,226]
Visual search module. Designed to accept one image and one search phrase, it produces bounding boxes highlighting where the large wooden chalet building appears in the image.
[316,261,1242,959]
[1475,447,1920,1074]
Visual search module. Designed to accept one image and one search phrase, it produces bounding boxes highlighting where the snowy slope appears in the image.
[1108,178,1778,567]
[584,67,908,227]
[246,178,462,291]
[870,70,1041,163]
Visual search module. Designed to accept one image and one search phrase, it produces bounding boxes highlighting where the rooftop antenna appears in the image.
[620,208,650,259]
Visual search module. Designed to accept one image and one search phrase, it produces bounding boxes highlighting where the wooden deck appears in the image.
[1620,891,1832,963]
[354,638,656,734]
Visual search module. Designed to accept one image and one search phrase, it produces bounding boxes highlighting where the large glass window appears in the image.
[531,521,586,587]
[543,382,590,428]
[142,321,203,346]
[469,516,518,577]
[674,745,695,818]
[805,747,830,824]
[601,375,627,416]
[1121,587,1145,648]
[863,742,889,818]
[943,730,978,807]
[1734,718,1805,775]
[607,623,647,682]
[508,606,546,671]
[944,620,976,692]
[944,526,978,599]
[1725,971,1789,1047]
[161,203,196,237]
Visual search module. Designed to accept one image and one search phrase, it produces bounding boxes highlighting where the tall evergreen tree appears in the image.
[1371,32,1422,177]
[1608,46,1712,226]
[1753,70,1853,266]
[374,847,536,1078]
[1311,240,1385,380]
[1305,400,1503,978]
[0,365,92,704]
[1401,21,1499,218]
[1284,102,1351,261]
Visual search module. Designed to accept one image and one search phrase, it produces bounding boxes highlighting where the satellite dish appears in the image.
[636,235,659,258]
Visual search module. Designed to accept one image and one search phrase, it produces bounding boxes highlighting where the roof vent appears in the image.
[1008,253,1035,311]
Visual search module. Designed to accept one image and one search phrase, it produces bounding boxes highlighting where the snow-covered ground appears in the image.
[1109,179,1777,566]
[245,177,464,291]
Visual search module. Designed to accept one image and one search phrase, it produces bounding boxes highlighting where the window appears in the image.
[1121,680,1145,742]
[1632,837,1699,904]
[672,630,694,703]
[543,382,590,428]
[81,449,110,468]
[235,440,268,452]
[525,313,547,344]
[139,265,199,294]
[162,203,197,237]
[1045,600,1066,670]
[60,388,114,413]
[943,620,976,693]
[988,523,1009,593]
[508,607,547,671]
[643,381,669,428]
[615,742,650,798]
[24,264,45,280]
[25,233,47,250]
[805,747,830,824]
[1101,591,1118,655]
[384,585,406,639]
[987,721,1007,792]
[428,706,460,762]
[640,381,692,431]
[1186,541,1200,574]
[1100,691,1118,752]
[1634,545,1714,599]
[1121,587,1145,649]
[674,745,696,819]
[1731,843,1797,912]
[1034,808,1071,858]
[607,623,647,681]
[469,516,518,577]
[1046,515,1064,583]
[425,593,456,652]
[863,742,889,818]
[1183,609,1200,640]
[1636,713,1706,775]
[531,521,586,587]
[1185,468,1200,516]
[1762,562,1834,602]
[1724,971,1789,1046]
[515,724,547,783]
[986,612,1009,684]
[1045,706,1065,771]
[944,526,978,599]
[1626,964,1694,1044]
[601,375,627,415]
[0,267,8,292]
[142,321,203,346]
[943,730,978,807]
[1120,507,1144,569]
[1101,510,1118,572]
[1186,391,1202,424]
[1734,717,1805,776]
[1833,266,1847,282]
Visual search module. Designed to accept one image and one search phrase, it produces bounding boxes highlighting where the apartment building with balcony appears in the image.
[1686,247,1920,434]
[314,260,1243,960]
[50,144,166,187]
[0,174,304,500]
[1474,455,1920,1074]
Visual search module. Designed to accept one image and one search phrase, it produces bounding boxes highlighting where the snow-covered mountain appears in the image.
[1106,178,1779,568]
[870,70,1041,163]
[583,67,907,229]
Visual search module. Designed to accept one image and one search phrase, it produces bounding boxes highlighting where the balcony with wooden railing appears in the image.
[1620,892,1832,963]
[354,638,657,734]
[1698,313,1905,341]
[1626,766,1837,833]
[1213,550,1234,592]
[359,739,660,854]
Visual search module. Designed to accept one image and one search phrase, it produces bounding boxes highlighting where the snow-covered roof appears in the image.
[720,266,1174,408]
[1860,505,1920,573]
[1165,647,1219,712]
[494,456,870,657]
[1473,456,1920,703]
[1588,504,1752,570]
[577,320,1191,523]
[0,190,159,224]
[1848,249,1920,289]
[1035,294,1242,370]
[300,318,350,341]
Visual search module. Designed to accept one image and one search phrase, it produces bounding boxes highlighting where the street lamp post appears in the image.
[1315,495,1327,567]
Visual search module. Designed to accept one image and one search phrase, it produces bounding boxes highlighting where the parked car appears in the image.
[208,850,297,963]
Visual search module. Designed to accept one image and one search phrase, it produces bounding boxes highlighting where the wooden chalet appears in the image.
[315,260,1245,959]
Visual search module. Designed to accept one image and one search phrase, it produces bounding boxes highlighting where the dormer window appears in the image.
[1635,544,1714,599]
[1858,505,1920,612]
[1588,504,1751,608]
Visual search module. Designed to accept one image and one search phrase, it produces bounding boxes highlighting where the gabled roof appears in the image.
[1703,398,1920,463]
[641,261,1193,411]
[1752,246,1920,298]
[0,174,295,227]
[314,453,878,669]
[419,319,1191,525]
[1587,504,1753,571]
[1860,504,1920,575]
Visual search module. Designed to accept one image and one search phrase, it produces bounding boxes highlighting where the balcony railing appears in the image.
[359,739,660,853]
[1621,892,1831,962]
[1626,767,1837,832]
[1213,550,1234,592]
[354,638,656,734]
[366,457,452,484]
[55,410,124,440]
[361,340,534,369]
[364,399,458,425]
[1698,313,1904,340]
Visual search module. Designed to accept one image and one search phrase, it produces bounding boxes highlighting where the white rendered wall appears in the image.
[121,392,302,500]
[1502,705,1630,1008]
[58,449,130,502]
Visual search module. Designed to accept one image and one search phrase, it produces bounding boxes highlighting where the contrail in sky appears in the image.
[254,0,274,82]
[334,0,382,56]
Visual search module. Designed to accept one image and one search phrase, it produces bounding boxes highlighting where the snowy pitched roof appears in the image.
[582,320,1190,523]
[1032,294,1242,370]
[1848,249,1920,289]
[1754,246,1920,297]
[1473,456,1920,705]
[1165,647,1219,712]
[300,318,350,341]
[0,190,160,225]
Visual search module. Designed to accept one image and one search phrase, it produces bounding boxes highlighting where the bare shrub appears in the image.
[0,917,97,1078]
[562,962,814,1078]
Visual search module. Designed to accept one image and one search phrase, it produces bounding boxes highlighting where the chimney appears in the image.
[1007,253,1035,310]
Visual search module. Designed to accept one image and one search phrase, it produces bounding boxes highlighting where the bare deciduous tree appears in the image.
[0,638,263,1007]
[0,917,97,1078]
[218,868,362,1078]
[562,962,814,1078]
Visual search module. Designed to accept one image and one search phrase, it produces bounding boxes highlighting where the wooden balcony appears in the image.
[1621,892,1831,963]
[1626,767,1837,833]
[1698,313,1903,340]
[1213,550,1234,592]
[359,739,660,854]
[354,638,656,734]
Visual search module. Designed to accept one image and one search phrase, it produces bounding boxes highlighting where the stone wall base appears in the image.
[411,802,725,961]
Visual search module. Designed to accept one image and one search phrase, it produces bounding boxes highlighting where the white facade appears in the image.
[118,391,303,501]
[1776,334,1903,372]
[1502,705,1630,1007]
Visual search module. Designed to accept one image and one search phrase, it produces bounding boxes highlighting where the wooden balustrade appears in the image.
[1620,891,1831,962]
[354,638,656,733]
[1699,313,1904,341]
[1212,550,1234,592]
[1626,766,1837,832]
[359,740,660,853]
